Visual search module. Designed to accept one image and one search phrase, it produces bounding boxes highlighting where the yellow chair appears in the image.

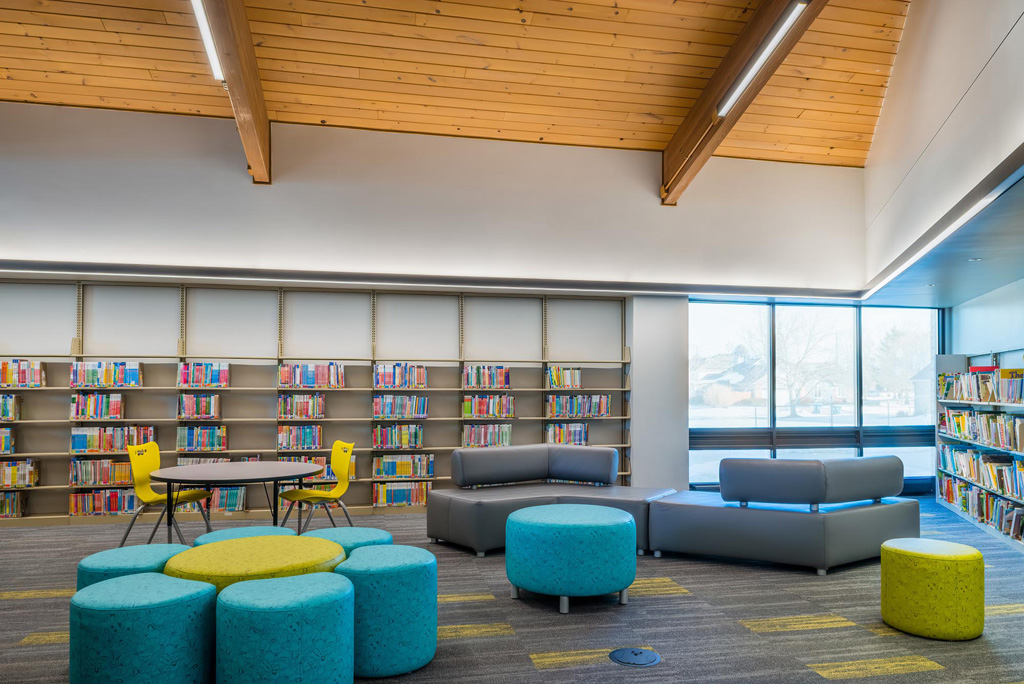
[280,441,354,534]
[118,442,213,547]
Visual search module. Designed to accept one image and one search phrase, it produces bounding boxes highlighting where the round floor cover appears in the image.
[609,648,661,667]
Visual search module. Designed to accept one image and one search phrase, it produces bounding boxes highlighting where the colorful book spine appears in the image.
[462,423,512,448]
[176,456,230,466]
[278,363,344,389]
[372,454,434,479]
[68,459,132,487]
[372,424,423,449]
[177,486,245,513]
[545,422,588,445]
[0,428,12,455]
[0,360,45,388]
[372,481,431,507]
[175,425,227,452]
[70,426,154,453]
[0,491,23,518]
[1,459,38,488]
[70,393,124,420]
[462,395,515,418]
[546,366,582,389]
[938,473,1024,541]
[0,395,21,421]
[373,395,428,419]
[70,361,141,388]
[545,394,611,418]
[277,425,322,451]
[278,394,325,419]
[940,408,1024,452]
[463,365,511,389]
[178,394,220,420]
[177,362,229,388]
[373,364,427,389]
[277,455,337,481]
[69,488,139,516]
[938,369,1024,404]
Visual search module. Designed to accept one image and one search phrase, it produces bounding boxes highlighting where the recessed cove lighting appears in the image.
[968,258,983,262]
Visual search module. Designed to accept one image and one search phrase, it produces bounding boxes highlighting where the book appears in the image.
[547,366,582,389]
[1,395,21,421]
[372,481,430,507]
[68,458,131,486]
[372,454,433,479]
[462,395,514,418]
[277,425,322,451]
[0,360,45,388]
[373,364,427,389]
[0,491,23,518]
[178,394,220,420]
[70,362,140,388]
[940,407,1024,452]
[177,362,228,388]
[71,393,124,420]
[69,488,138,515]
[373,424,423,449]
[545,394,611,418]
[176,425,226,452]
[463,365,511,389]
[0,428,12,455]
[279,363,343,389]
[278,394,324,420]
[545,422,588,445]
[177,486,245,513]
[938,369,1024,404]
[938,474,1024,541]
[462,423,511,448]
[374,395,428,419]
[70,426,154,453]
[1,459,38,488]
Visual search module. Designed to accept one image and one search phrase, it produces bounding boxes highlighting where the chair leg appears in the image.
[118,505,147,547]
[300,505,318,535]
[171,516,187,545]
[338,501,354,527]
[280,501,296,528]
[145,506,167,545]
[198,499,213,533]
[323,504,337,528]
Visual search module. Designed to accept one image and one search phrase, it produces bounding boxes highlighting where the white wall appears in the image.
[0,101,865,291]
[952,276,1024,355]
[626,296,689,491]
[865,0,1024,280]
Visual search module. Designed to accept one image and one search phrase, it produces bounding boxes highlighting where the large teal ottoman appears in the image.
[217,573,355,684]
[334,545,437,677]
[193,526,295,546]
[506,503,636,614]
[77,543,190,589]
[303,526,393,556]
[70,572,216,684]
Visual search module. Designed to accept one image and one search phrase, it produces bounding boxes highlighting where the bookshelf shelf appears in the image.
[937,468,1024,507]
[0,484,67,492]
[936,433,1024,459]
[935,498,1024,552]
[938,398,1024,409]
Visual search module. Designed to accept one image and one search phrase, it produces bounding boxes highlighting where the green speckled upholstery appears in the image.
[76,544,190,589]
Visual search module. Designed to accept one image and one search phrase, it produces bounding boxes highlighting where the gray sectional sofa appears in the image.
[426,444,676,556]
[648,456,920,574]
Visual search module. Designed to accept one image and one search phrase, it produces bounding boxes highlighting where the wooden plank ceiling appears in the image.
[0,0,909,167]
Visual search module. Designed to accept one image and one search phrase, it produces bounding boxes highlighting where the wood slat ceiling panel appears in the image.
[0,0,910,166]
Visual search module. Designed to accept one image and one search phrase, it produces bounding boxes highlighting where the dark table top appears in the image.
[150,461,323,484]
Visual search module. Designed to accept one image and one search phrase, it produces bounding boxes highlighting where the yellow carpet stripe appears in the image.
[807,655,944,679]
[437,592,496,604]
[987,604,1024,616]
[19,631,69,645]
[438,623,514,640]
[0,589,75,600]
[859,621,901,637]
[740,614,857,633]
[628,577,690,597]
[530,645,652,670]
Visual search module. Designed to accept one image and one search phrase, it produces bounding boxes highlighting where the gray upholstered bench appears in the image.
[649,456,919,575]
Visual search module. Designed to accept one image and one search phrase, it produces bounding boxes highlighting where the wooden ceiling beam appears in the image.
[203,0,271,183]
[660,0,828,205]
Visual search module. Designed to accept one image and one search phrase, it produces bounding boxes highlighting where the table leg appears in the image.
[296,477,304,533]
[166,481,175,544]
[272,480,280,527]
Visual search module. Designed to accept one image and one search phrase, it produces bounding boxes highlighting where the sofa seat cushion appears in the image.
[555,486,674,551]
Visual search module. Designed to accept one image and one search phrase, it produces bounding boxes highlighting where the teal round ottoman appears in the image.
[193,526,295,546]
[77,543,190,589]
[506,503,636,614]
[334,545,437,677]
[303,527,393,555]
[70,572,216,683]
[217,573,354,684]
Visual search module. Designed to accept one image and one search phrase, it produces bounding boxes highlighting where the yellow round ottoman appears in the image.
[881,538,983,641]
[164,536,345,592]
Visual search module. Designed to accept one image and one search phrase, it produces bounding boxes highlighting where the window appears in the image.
[776,448,859,460]
[861,308,938,426]
[864,447,935,478]
[690,449,770,484]
[689,303,769,428]
[775,306,856,427]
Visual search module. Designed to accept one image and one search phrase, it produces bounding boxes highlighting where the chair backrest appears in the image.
[127,442,161,501]
[328,440,354,499]
[719,456,905,505]
[450,444,618,487]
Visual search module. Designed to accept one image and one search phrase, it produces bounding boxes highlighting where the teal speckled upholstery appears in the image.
[506,503,636,599]
[217,573,355,684]
[303,527,393,555]
[193,526,296,546]
[334,545,437,677]
[76,544,190,589]
[70,572,216,684]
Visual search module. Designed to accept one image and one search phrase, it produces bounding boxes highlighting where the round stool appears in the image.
[71,572,216,683]
[881,538,984,640]
[77,543,190,589]
[303,527,393,556]
[334,545,437,677]
[164,536,345,592]
[193,526,295,546]
[506,503,636,614]
[217,573,355,684]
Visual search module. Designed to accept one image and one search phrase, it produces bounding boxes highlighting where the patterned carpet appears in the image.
[3,496,1024,683]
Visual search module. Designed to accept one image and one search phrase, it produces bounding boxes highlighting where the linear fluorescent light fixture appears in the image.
[717,1,808,118]
[190,0,223,81]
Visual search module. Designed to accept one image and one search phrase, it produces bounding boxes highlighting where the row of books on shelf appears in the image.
[372,481,430,507]
[938,445,1024,501]
[176,426,226,452]
[939,367,1024,404]
[280,363,343,389]
[545,423,588,446]
[545,394,611,418]
[463,366,511,389]
[69,458,132,487]
[178,362,229,388]
[547,366,582,390]
[2,459,38,488]
[373,454,433,479]
[278,454,354,481]
[278,425,322,451]
[70,426,154,454]
[1,360,45,388]
[71,393,124,420]
[462,395,514,419]
[373,364,427,389]
[279,394,324,420]
[71,362,142,388]
[938,474,1024,541]
[374,395,428,419]
[1,428,11,455]
[1,491,23,518]
[1,395,20,420]
[373,424,423,449]
[462,423,512,448]
[939,408,1024,452]
[68,486,247,516]
[180,394,220,420]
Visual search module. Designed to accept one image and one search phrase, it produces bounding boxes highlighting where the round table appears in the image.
[150,462,322,544]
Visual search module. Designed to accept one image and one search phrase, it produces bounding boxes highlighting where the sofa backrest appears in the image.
[450,444,618,487]
[718,456,904,505]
